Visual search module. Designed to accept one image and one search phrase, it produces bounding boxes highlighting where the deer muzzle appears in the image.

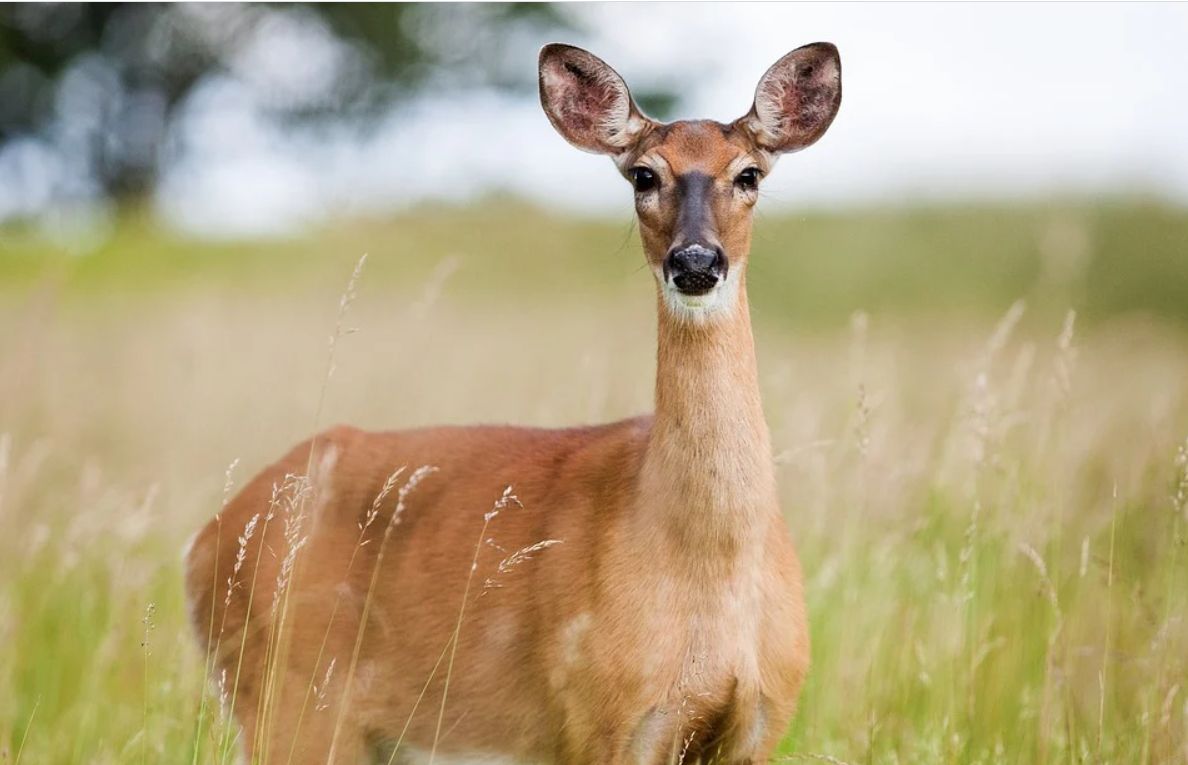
[664,244,727,296]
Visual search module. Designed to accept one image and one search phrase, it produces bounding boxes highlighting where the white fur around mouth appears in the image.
[672,291,716,309]
[660,268,741,324]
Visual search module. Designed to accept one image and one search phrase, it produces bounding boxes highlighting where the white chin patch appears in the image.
[660,270,740,325]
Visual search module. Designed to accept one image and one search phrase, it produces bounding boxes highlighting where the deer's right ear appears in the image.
[539,44,651,156]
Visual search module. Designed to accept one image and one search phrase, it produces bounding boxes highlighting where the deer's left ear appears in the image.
[741,43,842,154]
[539,44,653,156]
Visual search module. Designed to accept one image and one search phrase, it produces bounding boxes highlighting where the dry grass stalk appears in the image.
[283,464,409,764]
[327,465,439,762]
[429,486,520,764]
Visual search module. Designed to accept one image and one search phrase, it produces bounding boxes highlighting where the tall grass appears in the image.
[1,204,1186,763]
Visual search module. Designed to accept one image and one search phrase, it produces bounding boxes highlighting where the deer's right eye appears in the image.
[630,167,657,193]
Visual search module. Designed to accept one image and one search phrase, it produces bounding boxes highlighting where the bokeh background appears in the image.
[1,3,1186,763]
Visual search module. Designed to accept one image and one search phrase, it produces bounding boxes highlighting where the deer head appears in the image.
[540,42,842,323]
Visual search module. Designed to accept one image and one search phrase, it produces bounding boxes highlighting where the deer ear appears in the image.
[742,43,842,154]
[539,44,651,156]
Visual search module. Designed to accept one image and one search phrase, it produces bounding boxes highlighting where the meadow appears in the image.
[1,199,1186,763]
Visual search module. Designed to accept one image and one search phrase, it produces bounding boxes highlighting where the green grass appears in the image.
[5,197,1188,327]
[1,201,1186,763]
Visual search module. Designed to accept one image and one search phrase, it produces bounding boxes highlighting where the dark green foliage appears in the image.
[0,4,574,199]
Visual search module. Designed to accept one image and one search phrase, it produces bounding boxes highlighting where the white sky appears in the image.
[7,3,1188,237]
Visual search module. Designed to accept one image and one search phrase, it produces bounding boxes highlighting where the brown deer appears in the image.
[184,41,841,765]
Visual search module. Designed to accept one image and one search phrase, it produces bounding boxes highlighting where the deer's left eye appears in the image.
[735,167,761,190]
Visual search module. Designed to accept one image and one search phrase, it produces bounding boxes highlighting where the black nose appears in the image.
[664,245,727,295]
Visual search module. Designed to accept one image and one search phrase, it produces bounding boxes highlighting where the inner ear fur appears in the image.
[539,43,652,156]
[741,42,842,154]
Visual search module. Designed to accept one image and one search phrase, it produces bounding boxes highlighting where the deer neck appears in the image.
[636,273,777,567]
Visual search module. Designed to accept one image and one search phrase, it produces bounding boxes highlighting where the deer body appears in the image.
[185,43,841,764]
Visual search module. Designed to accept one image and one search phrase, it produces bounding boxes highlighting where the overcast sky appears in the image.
[10,3,1188,237]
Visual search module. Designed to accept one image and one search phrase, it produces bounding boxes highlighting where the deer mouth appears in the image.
[661,267,739,321]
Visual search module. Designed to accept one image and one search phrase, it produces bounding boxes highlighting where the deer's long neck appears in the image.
[637,276,777,567]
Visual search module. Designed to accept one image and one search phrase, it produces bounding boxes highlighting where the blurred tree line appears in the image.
[0,3,580,205]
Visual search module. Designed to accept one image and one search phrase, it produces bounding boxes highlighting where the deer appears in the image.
[184,41,841,765]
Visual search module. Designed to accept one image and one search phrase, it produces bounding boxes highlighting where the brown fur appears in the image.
[185,42,841,764]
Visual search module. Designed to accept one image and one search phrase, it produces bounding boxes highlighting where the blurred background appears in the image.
[3,2,1188,324]
[1,4,1187,764]
[3,3,1188,233]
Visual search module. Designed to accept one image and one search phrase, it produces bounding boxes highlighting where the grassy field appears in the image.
[1,201,1187,763]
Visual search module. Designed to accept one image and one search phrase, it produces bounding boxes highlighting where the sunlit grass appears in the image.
[1,204,1186,763]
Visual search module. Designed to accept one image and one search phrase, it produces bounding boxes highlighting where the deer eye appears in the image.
[735,167,761,190]
[629,167,657,193]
